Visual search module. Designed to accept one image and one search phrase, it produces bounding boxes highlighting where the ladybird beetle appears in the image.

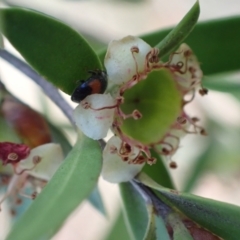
[71,70,108,103]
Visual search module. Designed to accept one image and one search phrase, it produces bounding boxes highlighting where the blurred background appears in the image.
[0,0,240,239]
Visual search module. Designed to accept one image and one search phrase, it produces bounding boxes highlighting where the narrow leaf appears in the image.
[138,173,240,240]
[155,1,200,57]
[120,182,149,240]
[6,134,102,240]
[155,216,170,240]
[0,8,102,94]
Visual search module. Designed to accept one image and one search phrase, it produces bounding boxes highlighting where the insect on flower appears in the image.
[71,70,108,103]
[73,36,208,183]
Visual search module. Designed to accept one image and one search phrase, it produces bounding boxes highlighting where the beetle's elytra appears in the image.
[71,70,108,103]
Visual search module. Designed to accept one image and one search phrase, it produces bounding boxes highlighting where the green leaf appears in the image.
[120,182,149,240]
[142,149,175,189]
[104,210,131,240]
[88,186,106,216]
[0,8,102,95]
[138,173,240,240]
[155,216,170,240]
[155,1,200,57]
[48,123,106,215]
[141,16,240,75]
[6,133,102,240]
[158,192,240,240]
